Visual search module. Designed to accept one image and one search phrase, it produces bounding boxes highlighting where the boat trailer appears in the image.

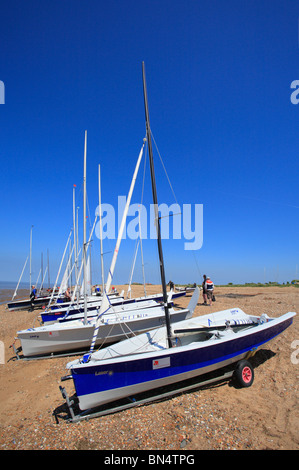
[54,369,235,424]
[10,341,90,361]
[54,354,256,423]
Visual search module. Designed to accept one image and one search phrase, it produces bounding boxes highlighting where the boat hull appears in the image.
[41,298,159,324]
[41,291,186,323]
[7,296,52,311]
[69,312,295,411]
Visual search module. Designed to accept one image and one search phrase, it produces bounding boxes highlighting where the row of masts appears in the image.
[13,227,51,300]
[12,137,147,307]
[13,62,172,349]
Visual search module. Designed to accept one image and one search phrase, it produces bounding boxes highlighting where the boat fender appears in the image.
[81,353,91,364]
[259,314,270,324]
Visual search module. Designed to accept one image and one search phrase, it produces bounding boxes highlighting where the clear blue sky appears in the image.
[0,0,298,287]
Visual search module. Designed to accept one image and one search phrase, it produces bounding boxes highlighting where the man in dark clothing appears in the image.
[202,275,207,304]
[205,276,214,306]
[29,285,37,311]
[168,280,174,291]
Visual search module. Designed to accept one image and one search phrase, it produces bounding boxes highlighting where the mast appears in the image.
[83,130,88,325]
[47,228,73,307]
[139,208,147,297]
[41,252,43,290]
[29,225,33,293]
[39,265,48,296]
[73,184,78,292]
[142,62,173,348]
[76,206,79,273]
[47,249,50,289]
[98,164,105,294]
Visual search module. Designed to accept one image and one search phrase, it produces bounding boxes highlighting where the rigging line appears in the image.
[127,238,140,295]
[86,191,92,231]
[144,141,181,227]
[92,318,166,358]
[159,212,181,220]
[94,320,117,352]
[150,130,179,206]
[123,325,166,354]
[192,251,202,278]
[111,309,140,341]
[211,188,299,210]
[94,303,140,346]
[140,137,147,205]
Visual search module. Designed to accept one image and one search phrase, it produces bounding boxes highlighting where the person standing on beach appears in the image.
[29,285,37,311]
[202,275,207,304]
[205,276,214,306]
[64,287,71,302]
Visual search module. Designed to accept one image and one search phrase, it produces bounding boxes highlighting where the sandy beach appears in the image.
[0,284,298,450]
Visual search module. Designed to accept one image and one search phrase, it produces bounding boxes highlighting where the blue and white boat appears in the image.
[65,308,295,411]
[7,293,53,312]
[61,63,296,415]
[40,290,186,324]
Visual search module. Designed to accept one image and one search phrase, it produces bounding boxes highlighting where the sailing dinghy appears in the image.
[40,290,186,324]
[15,291,198,358]
[64,309,295,411]
[60,63,296,416]
[7,293,53,312]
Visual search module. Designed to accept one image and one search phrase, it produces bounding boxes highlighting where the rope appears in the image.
[150,130,179,206]
[93,316,167,359]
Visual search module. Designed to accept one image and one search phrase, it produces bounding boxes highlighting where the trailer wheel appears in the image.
[234,360,254,388]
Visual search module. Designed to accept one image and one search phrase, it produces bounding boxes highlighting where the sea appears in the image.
[0,281,30,305]
[0,281,56,305]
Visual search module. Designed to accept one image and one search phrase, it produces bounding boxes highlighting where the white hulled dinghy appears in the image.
[65,308,295,411]
[15,290,199,358]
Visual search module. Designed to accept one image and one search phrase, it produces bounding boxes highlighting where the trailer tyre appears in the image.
[234,360,254,388]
